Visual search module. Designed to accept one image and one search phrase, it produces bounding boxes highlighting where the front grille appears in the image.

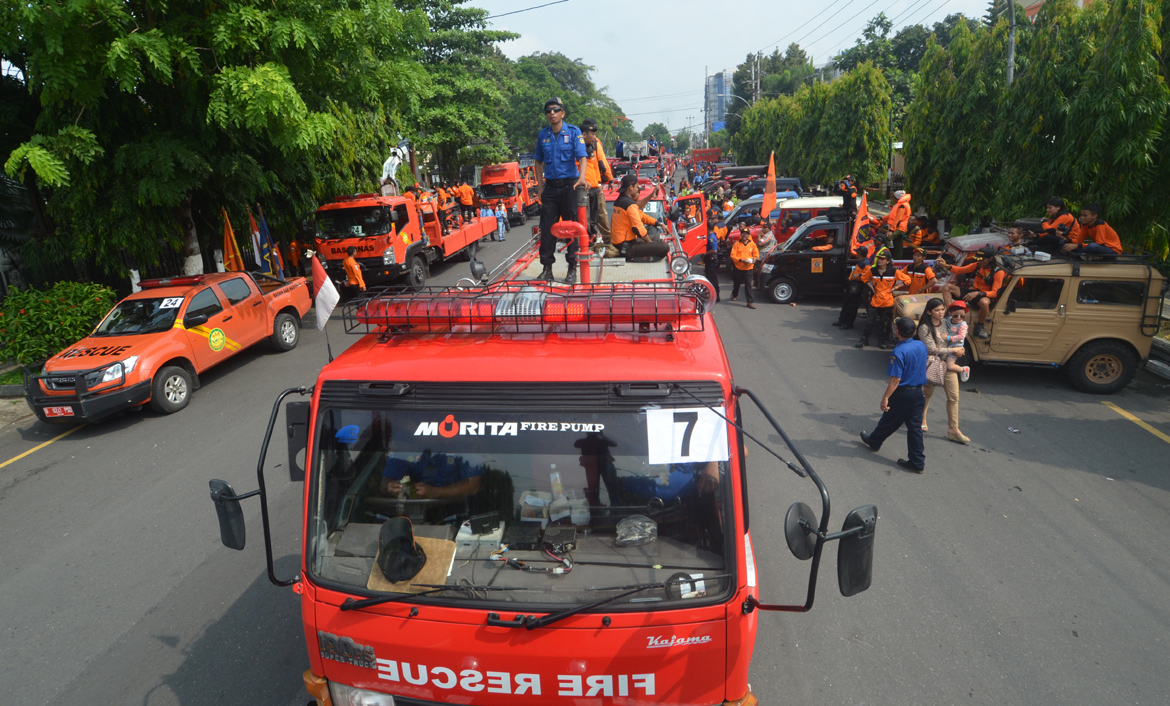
[45,376,76,391]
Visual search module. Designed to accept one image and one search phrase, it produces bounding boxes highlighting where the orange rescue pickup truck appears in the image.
[25,272,311,424]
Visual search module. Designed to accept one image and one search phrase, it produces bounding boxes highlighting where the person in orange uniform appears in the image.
[609,174,658,256]
[1062,203,1122,257]
[885,190,913,258]
[939,247,1004,339]
[900,248,936,294]
[911,215,942,249]
[729,226,759,309]
[343,246,366,294]
[457,180,476,224]
[856,249,909,349]
[579,118,612,237]
[1030,197,1080,255]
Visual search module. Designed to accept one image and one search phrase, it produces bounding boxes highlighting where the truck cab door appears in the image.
[215,276,267,348]
[180,287,236,371]
[675,194,706,258]
[782,223,839,290]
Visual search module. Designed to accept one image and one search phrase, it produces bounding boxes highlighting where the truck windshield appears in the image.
[479,183,516,199]
[315,207,393,241]
[308,398,732,609]
[92,298,180,336]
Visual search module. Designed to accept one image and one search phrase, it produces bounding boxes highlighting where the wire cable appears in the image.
[485,0,569,20]
[757,0,852,53]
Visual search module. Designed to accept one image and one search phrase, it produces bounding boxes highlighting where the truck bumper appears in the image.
[25,380,152,425]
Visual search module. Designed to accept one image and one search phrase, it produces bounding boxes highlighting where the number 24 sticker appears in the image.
[646,407,729,465]
[160,297,184,309]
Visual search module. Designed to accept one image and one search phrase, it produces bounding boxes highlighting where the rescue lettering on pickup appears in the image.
[375,659,656,697]
[59,345,132,359]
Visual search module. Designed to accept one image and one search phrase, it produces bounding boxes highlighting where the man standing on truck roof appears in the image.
[885,190,913,259]
[457,180,476,224]
[534,97,588,283]
[580,118,612,238]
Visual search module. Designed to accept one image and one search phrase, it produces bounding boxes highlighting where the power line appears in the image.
[902,0,954,30]
[785,0,866,55]
[824,0,953,55]
[888,0,933,26]
[485,0,568,20]
[757,0,852,53]
[613,90,703,103]
[622,105,705,117]
[804,0,884,52]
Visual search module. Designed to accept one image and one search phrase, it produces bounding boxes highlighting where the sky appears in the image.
[485,0,994,135]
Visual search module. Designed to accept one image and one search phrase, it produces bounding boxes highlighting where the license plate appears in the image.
[43,406,75,418]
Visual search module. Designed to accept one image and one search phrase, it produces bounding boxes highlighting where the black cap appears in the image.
[620,173,639,190]
[377,517,427,583]
[580,117,598,131]
[895,317,917,338]
[544,97,564,111]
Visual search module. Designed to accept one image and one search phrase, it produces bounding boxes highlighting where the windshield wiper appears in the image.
[514,573,731,630]
[341,583,523,611]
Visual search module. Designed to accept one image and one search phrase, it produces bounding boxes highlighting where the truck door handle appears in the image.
[252,300,263,307]
[222,315,233,322]
[1058,304,1065,317]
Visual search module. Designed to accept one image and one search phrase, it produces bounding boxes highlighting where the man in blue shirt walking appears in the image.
[534,97,588,283]
[860,317,928,472]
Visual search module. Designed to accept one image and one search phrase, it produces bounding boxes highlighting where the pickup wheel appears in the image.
[270,312,300,351]
[767,277,798,304]
[408,255,429,289]
[150,366,192,414]
[1065,340,1138,394]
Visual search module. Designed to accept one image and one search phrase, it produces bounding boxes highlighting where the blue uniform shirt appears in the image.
[535,124,587,180]
[888,338,928,386]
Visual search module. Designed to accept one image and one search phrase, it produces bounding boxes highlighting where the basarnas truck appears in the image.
[207,214,878,706]
[314,191,497,289]
[478,162,539,226]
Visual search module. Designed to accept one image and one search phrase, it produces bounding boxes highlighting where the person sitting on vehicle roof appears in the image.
[938,246,1004,339]
[1030,197,1080,255]
[1062,203,1122,257]
[900,248,937,295]
[610,173,658,256]
[833,174,858,214]
[909,215,942,249]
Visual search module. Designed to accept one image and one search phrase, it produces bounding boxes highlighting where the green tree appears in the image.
[399,0,517,178]
[3,1,428,281]
[641,123,670,142]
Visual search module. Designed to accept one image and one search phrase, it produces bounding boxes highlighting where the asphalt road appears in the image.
[2,208,1169,705]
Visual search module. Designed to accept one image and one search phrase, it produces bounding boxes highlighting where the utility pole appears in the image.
[887,109,895,200]
[704,65,709,148]
[1006,0,1017,86]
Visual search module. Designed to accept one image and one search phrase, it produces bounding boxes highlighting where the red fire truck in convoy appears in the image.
[478,162,539,226]
[314,193,496,289]
[209,206,877,706]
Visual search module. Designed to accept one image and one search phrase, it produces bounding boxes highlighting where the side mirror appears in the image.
[209,479,247,550]
[286,401,310,482]
[670,207,681,222]
[837,504,877,597]
[469,258,488,283]
[784,501,818,560]
[1005,299,1018,313]
[184,313,209,328]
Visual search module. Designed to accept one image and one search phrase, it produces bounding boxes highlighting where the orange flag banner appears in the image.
[850,193,870,257]
[761,152,777,222]
[222,208,245,272]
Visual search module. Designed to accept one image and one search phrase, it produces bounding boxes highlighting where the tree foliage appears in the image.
[733,63,891,185]
[725,44,814,137]
[906,0,1169,256]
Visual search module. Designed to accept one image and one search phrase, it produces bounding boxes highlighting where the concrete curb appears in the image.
[0,384,23,399]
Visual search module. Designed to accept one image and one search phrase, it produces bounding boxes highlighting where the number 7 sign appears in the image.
[646,407,729,465]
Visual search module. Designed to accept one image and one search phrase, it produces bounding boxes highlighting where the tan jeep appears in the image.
[894,253,1166,394]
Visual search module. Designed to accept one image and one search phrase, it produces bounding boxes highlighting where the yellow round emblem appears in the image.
[208,328,226,352]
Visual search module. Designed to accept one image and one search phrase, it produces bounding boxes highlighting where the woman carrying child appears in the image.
[916,297,971,444]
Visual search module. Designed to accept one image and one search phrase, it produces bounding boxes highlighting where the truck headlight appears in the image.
[761,264,774,273]
[328,682,398,706]
[382,247,395,265]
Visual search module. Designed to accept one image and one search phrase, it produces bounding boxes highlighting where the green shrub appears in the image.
[0,282,117,366]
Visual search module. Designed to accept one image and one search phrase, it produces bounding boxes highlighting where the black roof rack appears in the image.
[340,281,710,338]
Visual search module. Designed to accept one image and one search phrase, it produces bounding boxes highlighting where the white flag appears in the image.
[311,254,340,331]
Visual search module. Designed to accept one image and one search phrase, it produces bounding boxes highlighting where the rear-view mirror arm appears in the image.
[254,386,312,587]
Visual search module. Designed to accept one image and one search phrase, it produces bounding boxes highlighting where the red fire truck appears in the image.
[314,193,496,289]
[209,214,877,705]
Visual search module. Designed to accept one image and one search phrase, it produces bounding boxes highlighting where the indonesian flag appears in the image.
[311,253,340,331]
[222,208,245,272]
[850,193,870,257]
[760,152,776,222]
